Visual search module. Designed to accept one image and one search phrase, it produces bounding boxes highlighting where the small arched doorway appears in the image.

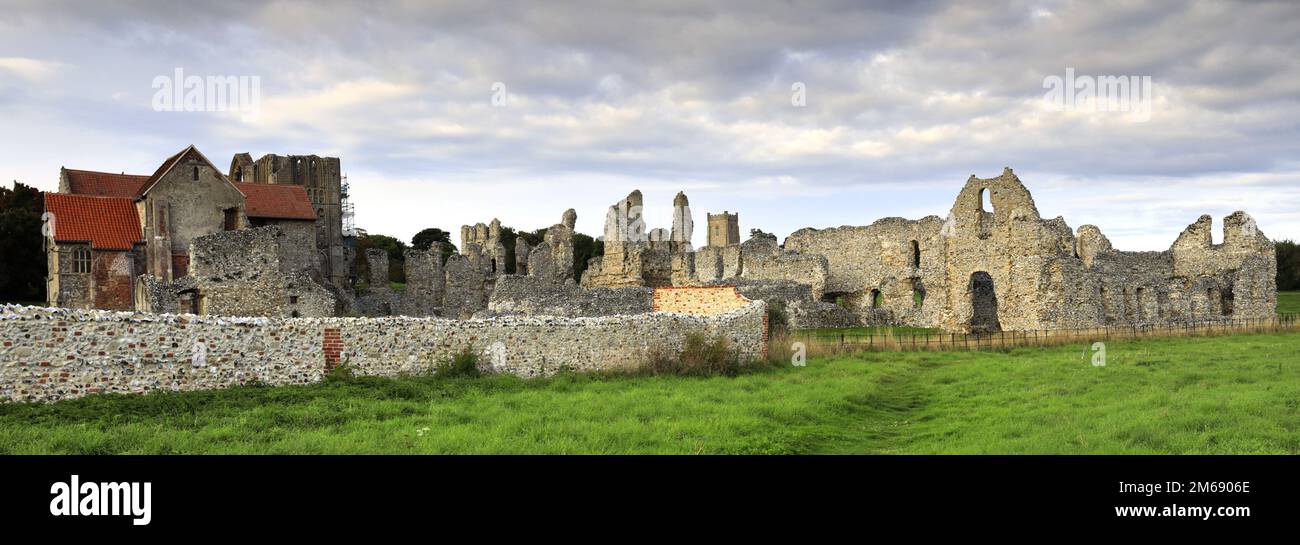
[968,271,1001,334]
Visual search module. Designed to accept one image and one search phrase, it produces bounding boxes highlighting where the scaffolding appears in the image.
[341,174,357,237]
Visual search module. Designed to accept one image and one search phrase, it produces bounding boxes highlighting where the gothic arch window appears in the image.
[71,247,91,273]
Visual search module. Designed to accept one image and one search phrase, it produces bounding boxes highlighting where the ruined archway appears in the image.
[968,271,1000,334]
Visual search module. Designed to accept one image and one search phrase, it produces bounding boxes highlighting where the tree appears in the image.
[355,233,409,286]
[411,227,458,265]
[0,181,46,303]
[498,225,602,280]
[572,232,602,280]
[1277,240,1300,291]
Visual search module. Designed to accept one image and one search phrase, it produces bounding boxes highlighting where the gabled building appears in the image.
[44,193,145,310]
[45,145,341,314]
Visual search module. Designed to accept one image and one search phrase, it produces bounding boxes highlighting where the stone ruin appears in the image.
[782,167,1276,332]
[137,225,336,318]
[560,168,1277,332]
[42,150,1277,334]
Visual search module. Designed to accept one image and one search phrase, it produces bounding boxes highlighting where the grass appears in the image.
[1278,291,1300,314]
[1,331,1297,454]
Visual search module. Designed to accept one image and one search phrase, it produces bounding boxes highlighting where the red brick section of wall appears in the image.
[323,328,342,370]
[652,285,749,315]
[91,251,136,310]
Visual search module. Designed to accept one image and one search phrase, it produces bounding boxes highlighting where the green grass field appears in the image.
[2,331,1297,454]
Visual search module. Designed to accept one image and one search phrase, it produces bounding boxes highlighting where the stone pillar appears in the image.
[515,238,531,275]
[365,248,389,288]
[671,191,693,249]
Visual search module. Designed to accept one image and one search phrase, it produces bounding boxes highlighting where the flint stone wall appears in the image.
[0,301,767,403]
[486,275,653,317]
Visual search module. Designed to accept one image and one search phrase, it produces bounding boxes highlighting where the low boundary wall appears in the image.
[0,299,767,403]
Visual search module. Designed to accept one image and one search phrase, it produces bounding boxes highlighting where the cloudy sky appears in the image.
[2,0,1298,250]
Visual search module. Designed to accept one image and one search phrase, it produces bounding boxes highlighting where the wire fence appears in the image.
[784,313,1300,354]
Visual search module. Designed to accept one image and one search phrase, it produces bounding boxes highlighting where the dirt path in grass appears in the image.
[810,358,945,454]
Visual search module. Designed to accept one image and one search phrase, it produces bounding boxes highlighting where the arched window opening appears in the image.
[870,289,883,309]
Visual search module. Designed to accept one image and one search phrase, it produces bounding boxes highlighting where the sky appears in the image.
[1,0,1298,251]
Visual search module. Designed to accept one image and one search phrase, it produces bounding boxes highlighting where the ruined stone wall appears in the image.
[354,248,400,316]
[733,235,830,299]
[0,301,768,402]
[240,154,348,287]
[401,247,444,316]
[584,191,685,289]
[442,253,489,319]
[780,167,1277,332]
[257,219,317,276]
[487,275,653,317]
[780,217,943,328]
[138,226,336,318]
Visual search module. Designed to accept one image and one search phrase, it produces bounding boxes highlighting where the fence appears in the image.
[784,313,1300,354]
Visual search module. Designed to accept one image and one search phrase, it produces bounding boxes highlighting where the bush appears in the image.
[435,347,482,378]
[640,333,745,377]
[324,363,355,382]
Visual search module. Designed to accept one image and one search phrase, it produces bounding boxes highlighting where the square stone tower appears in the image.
[706,212,740,247]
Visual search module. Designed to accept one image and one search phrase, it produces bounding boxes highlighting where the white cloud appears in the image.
[0,57,63,80]
[1,0,1297,249]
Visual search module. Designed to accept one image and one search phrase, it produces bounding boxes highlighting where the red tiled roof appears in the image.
[63,169,151,198]
[43,193,143,250]
[236,182,317,220]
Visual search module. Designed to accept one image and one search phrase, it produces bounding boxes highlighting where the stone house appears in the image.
[43,193,146,310]
[44,145,337,314]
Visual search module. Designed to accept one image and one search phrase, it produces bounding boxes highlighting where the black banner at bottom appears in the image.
[2,455,1291,534]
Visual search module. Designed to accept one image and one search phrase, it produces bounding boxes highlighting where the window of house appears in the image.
[71,247,91,273]
[192,165,199,181]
